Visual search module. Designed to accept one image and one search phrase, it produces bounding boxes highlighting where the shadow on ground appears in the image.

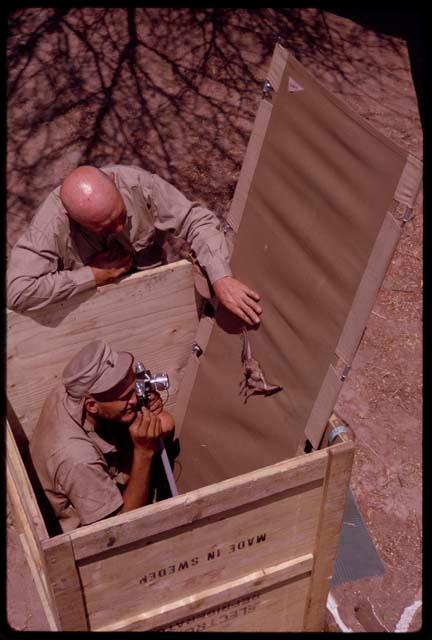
[7,8,421,254]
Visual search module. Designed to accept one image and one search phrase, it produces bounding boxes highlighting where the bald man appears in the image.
[7,165,262,324]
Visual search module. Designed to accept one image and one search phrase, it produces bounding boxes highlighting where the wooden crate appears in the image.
[6,261,354,632]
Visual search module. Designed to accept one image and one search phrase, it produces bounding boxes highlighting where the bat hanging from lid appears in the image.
[239,328,282,403]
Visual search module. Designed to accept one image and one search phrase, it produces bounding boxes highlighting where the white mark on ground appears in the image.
[327,593,353,632]
[395,600,422,632]
[370,600,390,631]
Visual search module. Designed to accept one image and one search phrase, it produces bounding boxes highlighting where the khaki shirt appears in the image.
[29,385,131,532]
[7,164,232,312]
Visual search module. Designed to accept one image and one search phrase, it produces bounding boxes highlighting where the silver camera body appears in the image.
[135,361,170,408]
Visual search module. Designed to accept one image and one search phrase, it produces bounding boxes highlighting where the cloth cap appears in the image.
[62,340,133,399]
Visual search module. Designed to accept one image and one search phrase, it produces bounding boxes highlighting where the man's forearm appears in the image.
[149,172,232,284]
[7,266,95,312]
[120,448,154,513]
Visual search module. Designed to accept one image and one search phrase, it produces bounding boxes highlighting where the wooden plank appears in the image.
[112,573,311,632]
[6,464,60,631]
[303,440,354,630]
[335,212,402,366]
[76,476,322,629]
[96,553,313,632]
[6,420,48,541]
[304,365,344,450]
[173,314,214,435]
[68,452,329,630]
[69,448,328,561]
[43,538,89,631]
[6,418,62,628]
[226,99,273,234]
[266,43,290,93]
[7,260,198,438]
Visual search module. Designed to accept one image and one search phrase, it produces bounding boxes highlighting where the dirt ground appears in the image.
[5,8,423,632]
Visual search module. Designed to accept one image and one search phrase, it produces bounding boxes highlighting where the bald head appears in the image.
[60,166,126,234]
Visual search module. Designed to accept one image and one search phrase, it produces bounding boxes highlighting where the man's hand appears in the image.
[213,276,262,325]
[148,392,174,439]
[89,250,133,287]
[148,391,163,415]
[129,408,162,456]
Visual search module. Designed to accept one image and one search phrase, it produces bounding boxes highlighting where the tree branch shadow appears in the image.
[7,8,421,254]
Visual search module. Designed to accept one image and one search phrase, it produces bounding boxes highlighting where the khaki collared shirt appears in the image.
[7,164,232,312]
[29,385,131,532]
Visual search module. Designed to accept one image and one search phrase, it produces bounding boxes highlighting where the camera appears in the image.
[135,361,170,408]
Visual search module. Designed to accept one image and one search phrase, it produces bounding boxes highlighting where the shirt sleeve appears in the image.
[141,171,233,284]
[55,456,123,526]
[7,226,95,312]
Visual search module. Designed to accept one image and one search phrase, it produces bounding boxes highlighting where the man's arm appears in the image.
[7,227,96,312]
[7,229,132,313]
[118,407,166,513]
[143,171,262,325]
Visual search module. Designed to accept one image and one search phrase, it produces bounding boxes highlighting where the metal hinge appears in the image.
[192,343,203,357]
[340,364,351,381]
[402,206,413,225]
[262,79,273,98]
[328,425,350,445]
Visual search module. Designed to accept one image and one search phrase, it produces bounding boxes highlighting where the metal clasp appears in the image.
[402,206,413,225]
[262,79,273,98]
[192,343,203,357]
[328,425,350,445]
[341,364,351,381]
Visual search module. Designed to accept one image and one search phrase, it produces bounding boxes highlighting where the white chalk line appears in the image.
[327,593,353,632]
[327,592,422,633]
[370,600,389,631]
[395,600,422,632]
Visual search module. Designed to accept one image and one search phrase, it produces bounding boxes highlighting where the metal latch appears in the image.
[328,425,350,445]
[192,343,203,357]
[340,364,351,381]
[262,79,273,98]
[402,206,413,225]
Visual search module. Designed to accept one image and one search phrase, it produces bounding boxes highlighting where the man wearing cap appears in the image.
[30,339,175,532]
[7,164,262,325]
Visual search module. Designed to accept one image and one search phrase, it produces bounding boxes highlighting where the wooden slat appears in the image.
[6,420,48,541]
[303,440,354,630]
[7,419,61,629]
[77,477,322,629]
[226,99,273,234]
[43,538,89,631]
[335,212,402,366]
[173,314,215,435]
[7,260,198,438]
[6,466,60,630]
[69,448,328,561]
[266,43,290,92]
[96,553,313,632]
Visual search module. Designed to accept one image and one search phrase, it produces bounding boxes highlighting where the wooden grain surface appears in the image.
[303,440,354,630]
[97,554,313,632]
[7,260,198,438]
[43,537,89,631]
[61,448,331,630]
[6,420,60,630]
[68,447,328,560]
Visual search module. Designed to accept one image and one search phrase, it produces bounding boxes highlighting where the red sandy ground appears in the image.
[6,8,422,632]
